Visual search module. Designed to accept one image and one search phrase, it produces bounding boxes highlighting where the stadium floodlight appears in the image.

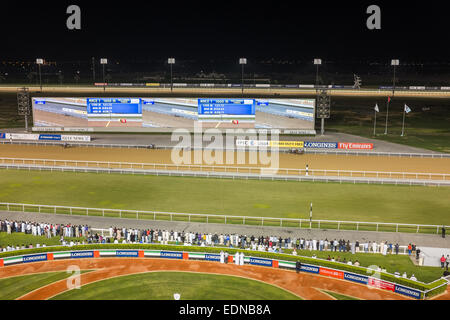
[36,59,44,92]
[391,59,400,93]
[168,58,175,92]
[100,58,108,92]
[239,58,247,94]
[313,59,322,88]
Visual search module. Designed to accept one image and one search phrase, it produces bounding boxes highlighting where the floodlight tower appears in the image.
[314,58,322,89]
[100,58,108,92]
[36,59,44,92]
[239,58,247,95]
[391,59,399,94]
[168,58,175,92]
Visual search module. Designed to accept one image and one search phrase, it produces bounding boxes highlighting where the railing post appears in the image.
[280,218,283,227]
[318,221,320,229]
[337,221,340,230]
[7,203,9,211]
[137,211,139,219]
[356,222,358,231]
[54,206,56,214]
[416,225,420,233]
[396,224,398,232]
[102,209,104,217]
[207,215,209,223]
[243,217,245,225]
[171,213,173,221]
[70,207,72,215]
[262,217,264,226]
[87,208,89,216]
[120,210,122,218]
[225,216,227,224]
[376,224,379,232]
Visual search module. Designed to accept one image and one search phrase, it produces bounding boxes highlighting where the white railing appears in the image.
[1,157,449,181]
[1,140,450,159]
[2,163,449,187]
[0,202,448,235]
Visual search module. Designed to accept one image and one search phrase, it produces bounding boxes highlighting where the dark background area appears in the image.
[1,1,450,85]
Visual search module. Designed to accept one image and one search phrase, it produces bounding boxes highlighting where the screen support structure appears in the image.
[316,90,330,136]
[17,88,31,132]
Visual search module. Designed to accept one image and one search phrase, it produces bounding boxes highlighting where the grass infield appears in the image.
[50,271,302,300]
[0,170,449,226]
[0,271,90,300]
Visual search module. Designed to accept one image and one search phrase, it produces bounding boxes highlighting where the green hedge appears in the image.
[0,243,447,298]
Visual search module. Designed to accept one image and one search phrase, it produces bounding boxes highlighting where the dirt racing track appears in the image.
[0,257,425,300]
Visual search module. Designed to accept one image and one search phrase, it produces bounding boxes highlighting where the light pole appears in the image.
[239,58,247,95]
[92,57,96,83]
[314,58,322,89]
[100,58,107,92]
[168,58,175,92]
[385,59,399,135]
[36,59,44,92]
[391,59,399,94]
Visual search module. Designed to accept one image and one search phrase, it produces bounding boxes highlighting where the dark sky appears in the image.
[1,0,449,61]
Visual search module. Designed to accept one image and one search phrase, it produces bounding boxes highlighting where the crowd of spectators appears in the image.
[1,219,417,260]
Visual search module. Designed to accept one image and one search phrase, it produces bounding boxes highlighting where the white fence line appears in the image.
[1,163,449,187]
[1,140,450,158]
[1,202,448,235]
[1,157,449,181]
[1,163,450,187]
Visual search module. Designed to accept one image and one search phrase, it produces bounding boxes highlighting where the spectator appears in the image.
[442,226,446,239]
[441,255,446,269]
[410,274,417,281]
[407,243,412,256]
[446,255,449,270]
[354,260,360,267]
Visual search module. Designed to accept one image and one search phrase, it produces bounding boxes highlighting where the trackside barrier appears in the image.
[0,248,432,299]
[0,157,449,182]
[1,140,450,159]
[0,202,449,236]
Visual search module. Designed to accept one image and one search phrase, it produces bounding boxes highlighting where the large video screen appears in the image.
[32,97,315,131]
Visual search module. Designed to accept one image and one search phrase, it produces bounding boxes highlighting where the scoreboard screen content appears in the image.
[87,98,142,114]
[198,99,255,115]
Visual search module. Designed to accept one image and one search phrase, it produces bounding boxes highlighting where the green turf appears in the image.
[50,271,301,300]
[326,97,450,153]
[0,271,87,300]
[285,249,442,283]
[0,170,449,226]
[322,290,360,300]
[0,232,81,248]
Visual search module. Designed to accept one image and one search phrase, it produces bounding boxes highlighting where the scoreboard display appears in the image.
[198,99,255,115]
[87,98,142,114]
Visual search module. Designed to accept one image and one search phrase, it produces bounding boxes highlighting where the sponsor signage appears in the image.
[61,135,91,142]
[236,140,304,148]
[394,285,422,299]
[160,251,183,259]
[344,272,369,285]
[10,133,39,141]
[338,142,373,150]
[249,257,273,267]
[368,277,395,292]
[204,254,221,262]
[319,267,344,279]
[300,264,320,274]
[39,134,61,141]
[115,250,139,257]
[22,254,47,263]
[70,251,94,259]
[0,133,5,139]
[304,141,338,149]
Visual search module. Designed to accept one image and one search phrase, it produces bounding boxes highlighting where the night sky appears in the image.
[1,0,449,61]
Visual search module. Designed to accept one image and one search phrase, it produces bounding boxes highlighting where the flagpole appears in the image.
[373,108,377,136]
[401,105,406,137]
[384,97,390,135]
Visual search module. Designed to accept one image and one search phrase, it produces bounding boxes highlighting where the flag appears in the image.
[404,104,411,113]
[374,104,379,112]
